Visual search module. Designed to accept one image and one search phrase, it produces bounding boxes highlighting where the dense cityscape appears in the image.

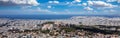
[0,0,120,38]
[0,16,120,38]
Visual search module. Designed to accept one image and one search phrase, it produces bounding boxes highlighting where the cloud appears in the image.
[87,1,117,8]
[82,3,87,6]
[84,7,93,11]
[103,9,116,13]
[47,6,52,8]
[54,1,59,4]
[34,7,52,13]
[0,0,39,6]
[48,1,59,4]
[109,9,116,12]
[74,0,81,2]
[118,0,120,3]
[107,0,117,2]
[66,2,70,4]
[106,0,120,3]
[22,7,52,13]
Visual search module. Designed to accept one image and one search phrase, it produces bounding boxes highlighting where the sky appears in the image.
[0,0,120,15]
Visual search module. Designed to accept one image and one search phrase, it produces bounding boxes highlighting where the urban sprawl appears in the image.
[0,16,120,38]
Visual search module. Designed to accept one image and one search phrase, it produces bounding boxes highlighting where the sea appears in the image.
[0,15,120,20]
